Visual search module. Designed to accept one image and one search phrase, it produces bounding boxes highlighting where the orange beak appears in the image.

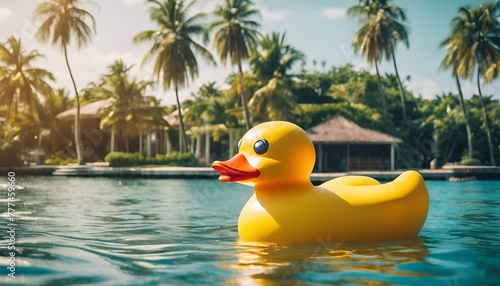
[212,154,260,182]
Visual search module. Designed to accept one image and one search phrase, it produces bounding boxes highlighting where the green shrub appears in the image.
[45,151,78,165]
[167,151,197,166]
[154,154,169,165]
[458,155,482,166]
[105,152,143,167]
[104,151,196,167]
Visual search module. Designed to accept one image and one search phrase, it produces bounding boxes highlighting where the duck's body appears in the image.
[239,172,428,243]
[213,121,429,243]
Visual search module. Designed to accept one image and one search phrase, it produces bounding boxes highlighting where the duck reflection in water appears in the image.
[223,237,430,285]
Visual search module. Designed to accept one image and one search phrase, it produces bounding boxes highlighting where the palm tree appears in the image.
[133,0,215,153]
[5,87,72,155]
[210,0,260,130]
[33,0,96,165]
[250,32,304,80]
[98,60,167,153]
[470,3,499,167]
[249,77,297,121]
[198,81,224,99]
[348,0,409,121]
[0,36,55,120]
[183,82,240,158]
[443,3,500,166]
[248,32,305,121]
[184,81,243,128]
[440,17,475,160]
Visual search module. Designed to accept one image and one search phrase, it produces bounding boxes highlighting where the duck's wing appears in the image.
[321,171,428,207]
[320,175,381,189]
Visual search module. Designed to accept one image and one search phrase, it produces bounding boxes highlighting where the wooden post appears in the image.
[318,144,324,173]
[139,131,143,154]
[110,129,115,152]
[390,143,395,171]
[195,132,202,158]
[147,133,151,158]
[205,123,210,165]
[191,135,195,153]
[165,131,171,155]
[229,128,234,158]
[154,132,159,156]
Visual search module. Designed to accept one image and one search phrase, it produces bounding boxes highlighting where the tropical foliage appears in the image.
[348,0,409,122]
[184,81,241,132]
[0,36,54,120]
[440,2,500,166]
[133,0,215,153]
[210,0,260,130]
[33,0,97,165]
[248,32,305,121]
[0,0,499,169]
[1,86,74,167]
[97,60,168,153]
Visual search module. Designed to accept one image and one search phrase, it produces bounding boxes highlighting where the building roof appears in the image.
[56,99,112,119]
[306,116,402,144]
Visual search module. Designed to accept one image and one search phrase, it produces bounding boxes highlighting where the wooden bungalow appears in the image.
[306,116,401,172]
[57,101,227,165]
[57,99,112,158]
[57,99,170,159]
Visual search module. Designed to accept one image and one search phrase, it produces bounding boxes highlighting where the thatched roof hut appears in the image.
[55,99,174,159]
[306,116,401,172]
[56,99,112,119]
[307,116,402,144]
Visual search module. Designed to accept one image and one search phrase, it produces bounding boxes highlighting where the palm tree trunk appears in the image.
[390,42,406,123]
[64,44,84,165]
[477,71,496,166]
[455,74,473,159]
[175,85,188,153]
[238,58,251,130]
[374,60,387,115]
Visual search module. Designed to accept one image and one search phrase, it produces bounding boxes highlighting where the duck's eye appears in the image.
[254,139,269,155]
[237,139,242,152]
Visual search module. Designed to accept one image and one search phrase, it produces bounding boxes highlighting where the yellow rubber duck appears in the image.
[212,121,429,243]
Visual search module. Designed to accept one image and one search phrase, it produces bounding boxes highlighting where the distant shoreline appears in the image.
[2,165,499,182]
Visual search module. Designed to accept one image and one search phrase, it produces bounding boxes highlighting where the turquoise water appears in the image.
[1,177,499,285]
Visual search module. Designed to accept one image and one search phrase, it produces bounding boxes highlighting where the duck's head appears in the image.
[212,121,315,186]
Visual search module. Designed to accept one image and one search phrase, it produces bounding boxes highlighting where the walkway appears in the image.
[3,165,498,182]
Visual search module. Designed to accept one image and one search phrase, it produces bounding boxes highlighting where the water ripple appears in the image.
[0,177,498,285]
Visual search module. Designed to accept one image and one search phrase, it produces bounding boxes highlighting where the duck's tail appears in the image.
[320,171,428,206]
[321,171,429,240]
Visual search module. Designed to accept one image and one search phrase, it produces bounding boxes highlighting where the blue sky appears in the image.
[0,0,492,106]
